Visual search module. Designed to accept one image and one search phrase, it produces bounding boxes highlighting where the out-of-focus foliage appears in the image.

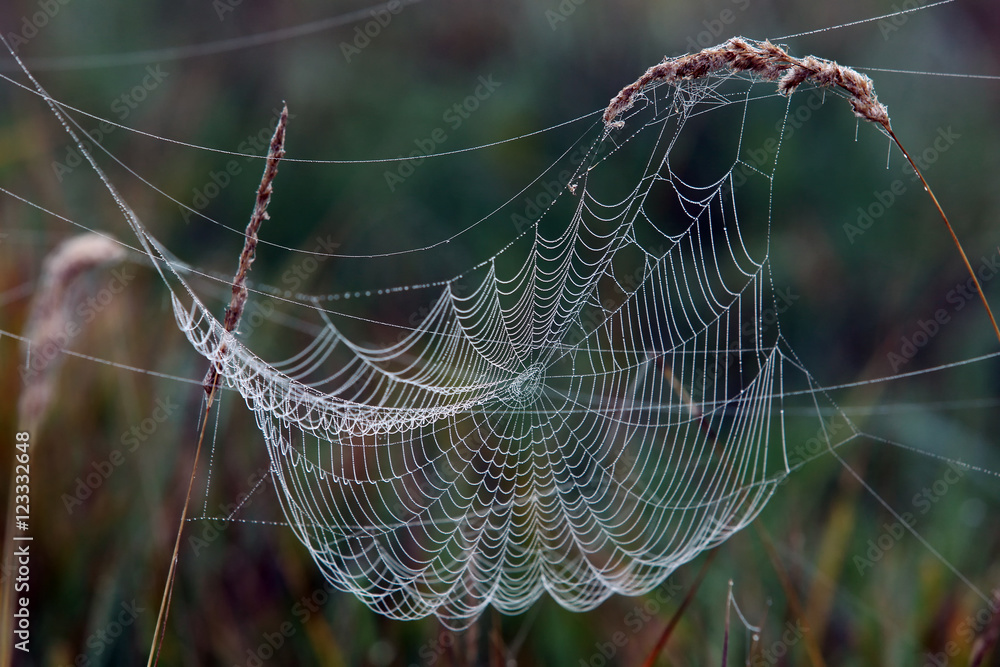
[1,1,999,665]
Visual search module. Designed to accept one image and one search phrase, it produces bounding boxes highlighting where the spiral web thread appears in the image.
[5,28,850,628]
[161,67,840,628]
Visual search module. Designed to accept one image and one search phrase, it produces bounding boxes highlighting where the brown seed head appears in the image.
[18,234,126,430]
[603,37,890,131]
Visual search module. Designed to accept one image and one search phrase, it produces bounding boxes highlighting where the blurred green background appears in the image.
[1,0,1000,665]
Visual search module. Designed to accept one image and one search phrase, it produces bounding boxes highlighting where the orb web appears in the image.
[6,36,864,629]
[163,68,820,628]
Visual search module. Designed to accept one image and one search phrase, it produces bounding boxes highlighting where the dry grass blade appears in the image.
[721,580,733,667]
[16,234,126,432]
[641,548,718,667]
[3,234,125,667]
[754,521,826,667]
[203,103,289,400]
[605,37,1000,347]
[146,103,288,667]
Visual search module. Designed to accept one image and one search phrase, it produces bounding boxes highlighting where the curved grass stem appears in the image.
[885,127,1000,346]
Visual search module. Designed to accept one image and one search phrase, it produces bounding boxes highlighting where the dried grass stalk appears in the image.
[604,37,1000,346]
[202,103,289,400]
[603,37,888,128]
[148,104,288,667]
[18,233,126,431]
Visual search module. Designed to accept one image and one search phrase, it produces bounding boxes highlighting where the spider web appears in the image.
[5,29,995,636]
[163,72,834,627]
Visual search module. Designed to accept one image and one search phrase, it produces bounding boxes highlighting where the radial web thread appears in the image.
[167,70,833,628]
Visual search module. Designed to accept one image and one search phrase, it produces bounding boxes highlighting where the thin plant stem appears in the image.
[753,521,826,667]
[885,128,1000,345]
[721,580,733,667]
[146,397,213,667]
[641,548,718,667]
[146,104,288,667]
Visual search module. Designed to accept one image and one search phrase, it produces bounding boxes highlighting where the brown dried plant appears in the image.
[3,234,125,666]
[605,37,1000,346]
[16,234,126,432]
[147,104,288,667]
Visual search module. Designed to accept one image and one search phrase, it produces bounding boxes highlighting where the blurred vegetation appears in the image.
[1,0,1000,665]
